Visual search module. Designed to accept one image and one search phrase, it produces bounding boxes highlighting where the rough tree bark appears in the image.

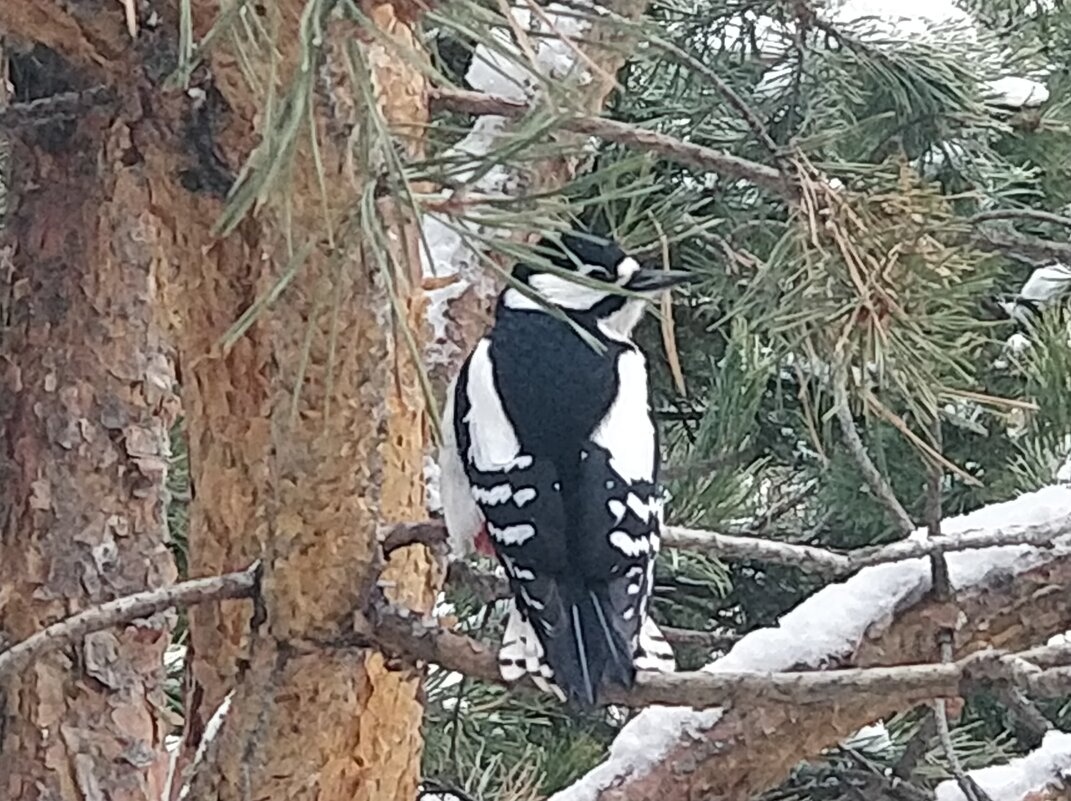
[2,1,439,798]
[0,46,179,801]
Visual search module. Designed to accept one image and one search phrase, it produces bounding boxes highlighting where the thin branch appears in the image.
[653,38,781,157]
[383,518,1071,578]
[0,567,258,679]
[430,87,792,196]
[925,420,996,801]
[366,606,1071,709]
[834,373,917,537]
[973,227,1071,264]
[971,209,1071,230]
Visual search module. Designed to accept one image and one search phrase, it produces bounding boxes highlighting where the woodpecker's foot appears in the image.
[474,522,496,557]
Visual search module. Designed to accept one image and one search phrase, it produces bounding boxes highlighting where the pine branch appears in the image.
[384,518,1070,578]
[834,373,917,538]
[366,605,1071,709]
[971,209,1071,230]
[429,87,792,196]
[0,567,259,679]
[974,227,1071,264]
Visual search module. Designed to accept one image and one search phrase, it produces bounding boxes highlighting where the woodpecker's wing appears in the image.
[450,336,573,696]
[574,348,674,673]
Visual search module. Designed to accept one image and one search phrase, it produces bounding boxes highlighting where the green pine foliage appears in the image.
[418,0,1071,797]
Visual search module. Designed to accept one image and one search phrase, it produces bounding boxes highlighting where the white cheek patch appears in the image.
[529,273,610,310]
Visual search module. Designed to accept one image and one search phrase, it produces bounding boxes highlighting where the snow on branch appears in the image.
[549,485,1071,801]
[368,603,1071,710]
[935,731,1071,801]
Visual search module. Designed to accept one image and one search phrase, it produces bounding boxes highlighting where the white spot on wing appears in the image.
[593,350,655,482]
[489,522,537,545]
[609,530,651,557]
[512,487,537,506]
[626,492,657,521]
[616,256,640,280]
[472,484,513,505]
[607,499,626,522]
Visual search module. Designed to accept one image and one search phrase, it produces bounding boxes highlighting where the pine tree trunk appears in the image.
[149,5,441,798]
[0,58,179,801]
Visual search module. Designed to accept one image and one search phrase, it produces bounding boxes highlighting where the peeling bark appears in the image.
[0,87,178,800]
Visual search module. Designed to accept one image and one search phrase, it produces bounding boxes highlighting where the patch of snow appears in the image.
[1020,263,1071,305]
[844,722,894,752]
[935,730,1071,801]
[551,485,1071,801]
[985,76,1050,108]
[177,689,234,800]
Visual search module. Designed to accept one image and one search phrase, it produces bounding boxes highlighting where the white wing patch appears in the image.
[626,492,658,522]
[463,340,532,472]
[472,484,513,505]
[592,349,655,482]
[607,499,627,523]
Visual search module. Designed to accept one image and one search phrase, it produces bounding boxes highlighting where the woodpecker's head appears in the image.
[503,232,694,337]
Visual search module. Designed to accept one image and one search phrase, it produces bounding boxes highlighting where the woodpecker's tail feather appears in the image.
[634,615,676,672]
[533,582,635,707]
[499,599,565,702]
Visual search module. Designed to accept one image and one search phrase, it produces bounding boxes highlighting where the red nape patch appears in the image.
[474,522,496,556]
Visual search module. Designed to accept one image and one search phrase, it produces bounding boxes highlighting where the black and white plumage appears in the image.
[438,232,692,706]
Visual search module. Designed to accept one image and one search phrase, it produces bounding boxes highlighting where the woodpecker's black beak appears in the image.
[624,268,697,293]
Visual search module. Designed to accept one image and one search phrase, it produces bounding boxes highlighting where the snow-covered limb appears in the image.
[0,566,258,680]
[367,601,1071,710]
[549,485,1071,801]
[935,730,1071,801]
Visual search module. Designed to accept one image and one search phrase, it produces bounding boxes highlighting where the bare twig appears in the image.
[971,209,1071,230]
[834,373,917,537]
[925,421,996,801]
[382,518,1071,578]
[973,227,1071,264]
[0,567,259,679]
[430,88,792,196]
